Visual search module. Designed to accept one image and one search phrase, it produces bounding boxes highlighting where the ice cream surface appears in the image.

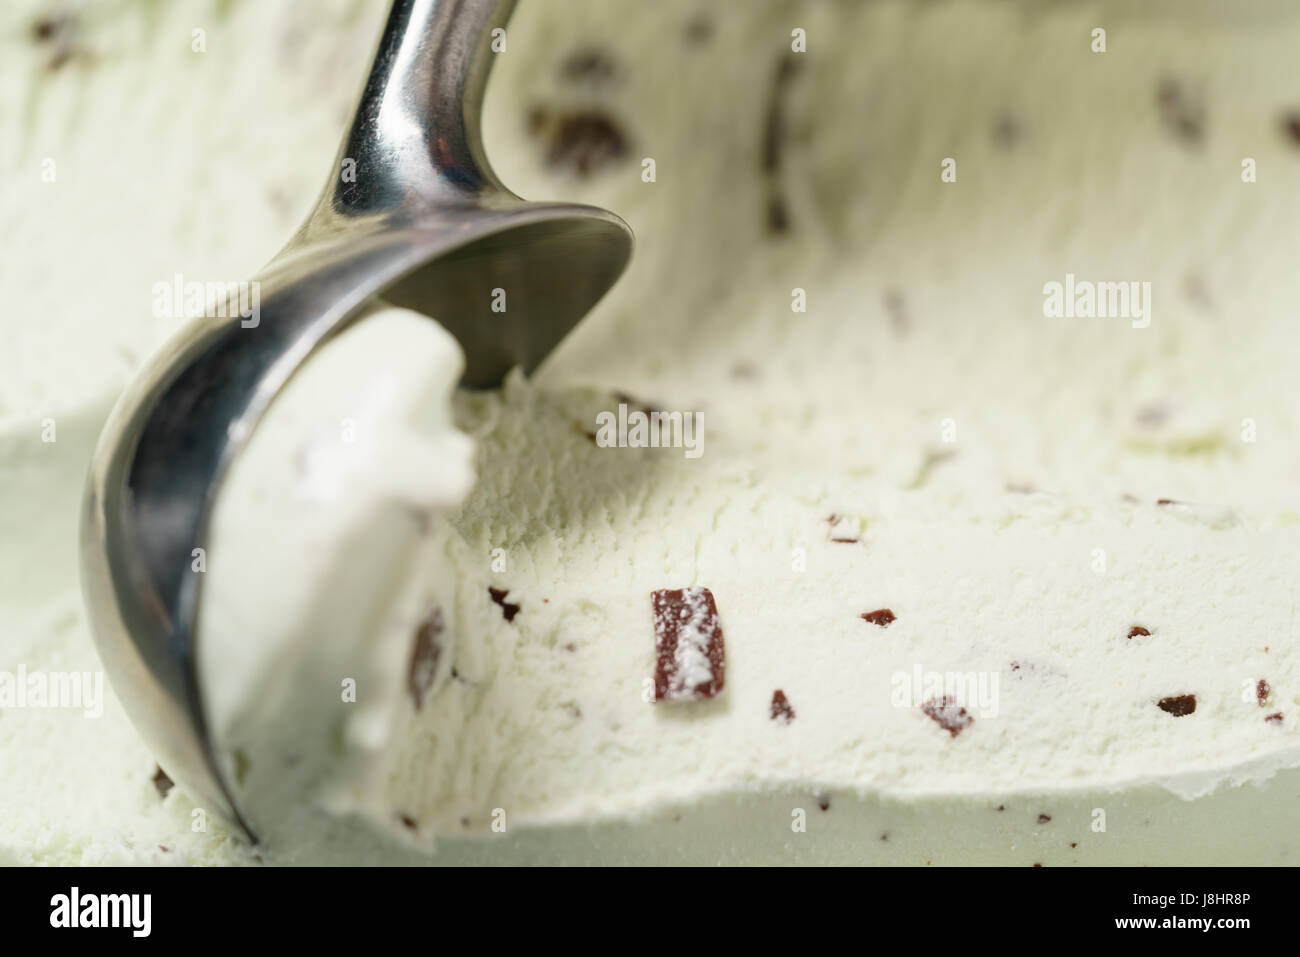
[4,0,1300,864]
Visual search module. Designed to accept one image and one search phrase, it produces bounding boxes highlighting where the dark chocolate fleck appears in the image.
[1157,694,1197,717]
[151,766,174,798]
[683,14,714,44]
[1265,712,1283,725]
[922,695,973,737]
[770,689,796,724]
[816,793,831,812]
[991,113,1022,149]
[1256,679,1270,707]
[761,55,802,234]
[408,608,445,710]
[1128,626,1151,638]
[861,608,896,627]
[884,289,909,335]
[398,813,419,831]
[652,587,725,702]
[612,390,661,417]
[830,537,859,544]
[1071,842,1078,849]
[488,586,521,622]
[1281,112,1300,146]
[1156,78,1205,144]
[1037,814,1052,824]
[1032,863,1043,868]
[1156,498,1179,506]
[560,47,617,83]
[996,805,1005,812]
[544,111,628,177]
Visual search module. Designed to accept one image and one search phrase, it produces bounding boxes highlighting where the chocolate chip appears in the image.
[831,537,859,544]
[526,104,548,136]
[488,586,521,622]
[397,813,419,831]
[816,793,831,812]
[1281,112,1300,146]
[1157,694,1197,717]
[544,111,628,177]
[1032,863,1043,868]
[1037,814,1052,824]
[612,390,660,417]
[1156,498,1179,506]
[1156,78,1205,144]
[408,608,445,710]
[996,805,1005,812]
[826,514,841,526]
[1257,679,1270,707]
[770,689,796,723]
[922,695,973,737]
[1070,842,1078,849]
[991,113,1022,149]
[651,587,725,702]
[861,608,896,627]
[1265,712,1283,725]
[761,55,802,234]
[884,289,909,335]
[683,14,714,45]
[151,766,174,799]
[1128,626,1151,638]
[31,15,67,42]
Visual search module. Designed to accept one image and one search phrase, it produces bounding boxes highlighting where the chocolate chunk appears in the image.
[1265,712,1283,725]
[488,586,521,622]
[922,695,973,737]
[830,537,859,544]
[151,766,174,799]
[560,47,617,83]
[545,111,627,177]
[1156,78,1205,144]
[651,587,725,702]
[1156,498,1179,506]
[1128,626,1151,638]
[408,608,445,711]
[1037,814,1052,824]
[1157,694,1197,717]
[816,793,831,812]
[1257,679,1270,707]
[397,813,419,831]
[770,689,796,723]
[861,608,896,627]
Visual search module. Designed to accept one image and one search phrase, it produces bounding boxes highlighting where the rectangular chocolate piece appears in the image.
[652,587,725,702]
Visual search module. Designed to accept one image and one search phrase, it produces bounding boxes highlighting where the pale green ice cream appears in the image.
[4,0,1300,864]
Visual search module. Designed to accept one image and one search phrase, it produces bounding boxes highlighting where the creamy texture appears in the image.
[3,0,1300,865]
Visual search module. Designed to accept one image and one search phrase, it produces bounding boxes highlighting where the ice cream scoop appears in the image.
[79,0,632,841]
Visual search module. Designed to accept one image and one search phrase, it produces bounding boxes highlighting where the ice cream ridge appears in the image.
[2,0,1299,864]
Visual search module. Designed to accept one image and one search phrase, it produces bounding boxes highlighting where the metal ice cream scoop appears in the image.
[79,0,632,841]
